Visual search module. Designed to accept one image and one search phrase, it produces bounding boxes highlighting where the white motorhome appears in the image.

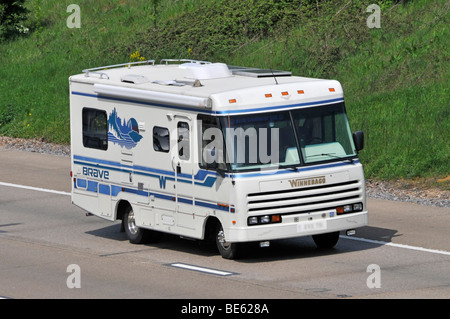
[69,59,368,259]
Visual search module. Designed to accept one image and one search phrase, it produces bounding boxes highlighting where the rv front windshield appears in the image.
[219,102,357,171]
[291,103,357,164]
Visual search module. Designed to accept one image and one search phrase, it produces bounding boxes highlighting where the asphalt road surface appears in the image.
[0,149,449,302]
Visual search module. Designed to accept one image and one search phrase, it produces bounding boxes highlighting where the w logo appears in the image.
[159,176,167,189]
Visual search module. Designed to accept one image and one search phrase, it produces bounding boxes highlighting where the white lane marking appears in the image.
[0,182,70,196]
[169,263,234,276]
[341,235,450,256]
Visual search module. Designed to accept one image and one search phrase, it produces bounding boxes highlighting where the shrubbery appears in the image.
[0,0,29,41]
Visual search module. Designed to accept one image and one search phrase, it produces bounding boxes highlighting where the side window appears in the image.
[153,126,170,152]
[177,122,190,160]
[82,108,108,150]
[198,115,226,170]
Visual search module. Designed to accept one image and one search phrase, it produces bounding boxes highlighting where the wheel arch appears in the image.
[116,200,132,232]
[203,215,220,242]
[116,200,132,220]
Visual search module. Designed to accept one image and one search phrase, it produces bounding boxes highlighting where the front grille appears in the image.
[247,180,363,215]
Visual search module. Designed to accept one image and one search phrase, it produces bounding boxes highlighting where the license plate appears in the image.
[297,219,327,233]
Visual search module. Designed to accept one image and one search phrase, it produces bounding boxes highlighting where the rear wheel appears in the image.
[123,206,161,244]
[312,231,340,249]
[123,206,148,244]
[216,224,240,259]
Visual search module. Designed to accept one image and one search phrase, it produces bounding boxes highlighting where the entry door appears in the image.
[173,119,198,229]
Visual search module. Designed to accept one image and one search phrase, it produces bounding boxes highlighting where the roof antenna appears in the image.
[270,68,279,85]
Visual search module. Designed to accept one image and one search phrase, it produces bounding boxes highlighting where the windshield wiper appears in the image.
[278,164,299,171]
[307,153,354,163]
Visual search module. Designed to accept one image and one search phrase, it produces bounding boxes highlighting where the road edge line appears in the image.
[341,235,450,256]
[0,181,70,196]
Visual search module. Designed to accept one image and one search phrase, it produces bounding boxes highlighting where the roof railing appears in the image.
[82,60,156,78]
[160,59,211,65]
[81,59,213,78]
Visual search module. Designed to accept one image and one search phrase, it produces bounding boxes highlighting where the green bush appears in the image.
[0,0,29,41]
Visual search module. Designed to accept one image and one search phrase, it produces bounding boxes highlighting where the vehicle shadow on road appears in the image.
[355,225,401,242]
[85,222,128,242]
[85,223,219,257]
[236,226,400,263]
[85,224,399,262]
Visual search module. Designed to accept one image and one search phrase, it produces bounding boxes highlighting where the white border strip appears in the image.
[169,263,234,276]
[341,235,450,256]
[0,182,70,196]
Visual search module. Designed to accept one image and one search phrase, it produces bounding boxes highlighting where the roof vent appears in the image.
[180,63,231,80]
[121,74,150,84]
[152,79,203,87]
[152,80,185,87]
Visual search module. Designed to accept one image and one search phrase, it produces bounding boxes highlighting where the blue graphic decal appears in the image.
[108,108,143,149]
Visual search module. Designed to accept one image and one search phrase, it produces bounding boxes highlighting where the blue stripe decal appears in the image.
[74,154,360,182]
[99,184,110,195]
[111,185,122,197]
[74,155,217,187]
[87,180,98,193]
[231,160,360,179]
[71,91,344,116]
[215,98,345,115]
[74,156,359,213]
[77,178,87,188]
[75,182,230,212]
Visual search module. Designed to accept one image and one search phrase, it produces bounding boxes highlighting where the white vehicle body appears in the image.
[69,60,368,258]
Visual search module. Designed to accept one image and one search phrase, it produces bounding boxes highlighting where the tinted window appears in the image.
[178,122,190,160]
[82,108,108,150]
[153,126,170,152]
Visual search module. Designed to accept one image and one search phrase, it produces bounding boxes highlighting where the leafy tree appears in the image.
[0,0,29,41]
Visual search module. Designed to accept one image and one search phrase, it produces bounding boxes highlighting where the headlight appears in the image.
[260,216,271,224]
[343,205,353,213]
[247,214,282,226]
[337,203,363,215]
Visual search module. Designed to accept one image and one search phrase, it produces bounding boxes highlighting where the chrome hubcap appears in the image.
[127,210,138,235]
[217,229,231,250]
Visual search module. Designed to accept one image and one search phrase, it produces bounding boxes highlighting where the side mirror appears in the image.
[206,161,219,170]
[206,161,225,177]
[353,131,364,152]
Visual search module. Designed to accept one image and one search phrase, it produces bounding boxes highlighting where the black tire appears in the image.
[312,231,340,249]
[215,223,240,259]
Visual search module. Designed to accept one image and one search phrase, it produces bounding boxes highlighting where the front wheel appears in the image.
[312,231,340,249]
[216,224,240,259]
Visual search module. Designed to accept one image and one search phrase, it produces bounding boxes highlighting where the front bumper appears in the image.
[227,210,368,243]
